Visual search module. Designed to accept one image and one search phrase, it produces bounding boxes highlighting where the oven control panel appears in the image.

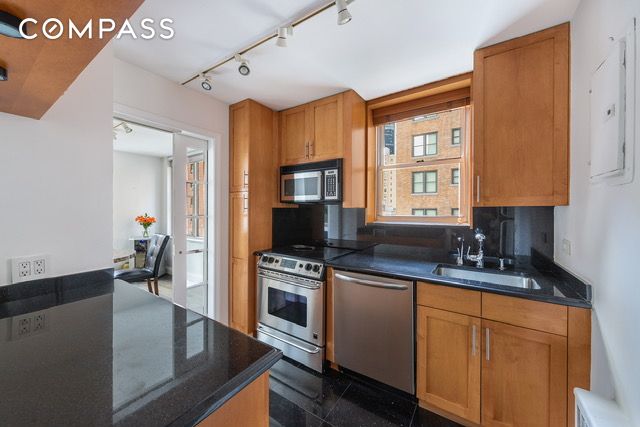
[258,254,324,279]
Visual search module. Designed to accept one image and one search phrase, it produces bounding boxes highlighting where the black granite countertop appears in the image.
[326,244,591,308]
[0,269,281,427]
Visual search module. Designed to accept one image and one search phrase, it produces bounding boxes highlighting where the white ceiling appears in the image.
[114,0,580,111]
[113,120,173,157]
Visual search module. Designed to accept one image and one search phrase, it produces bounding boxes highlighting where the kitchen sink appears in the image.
[432,265,541,290]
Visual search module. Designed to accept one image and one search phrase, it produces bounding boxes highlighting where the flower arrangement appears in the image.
[135,213,157,237]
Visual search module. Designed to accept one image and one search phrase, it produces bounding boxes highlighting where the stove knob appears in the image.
[261,255,268,263]
[312,265,320,273]
[304,263,312,271]
[268,257,275,264]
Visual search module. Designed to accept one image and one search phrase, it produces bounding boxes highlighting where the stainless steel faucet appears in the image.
[466,228,486,268]
[455,237,464,266]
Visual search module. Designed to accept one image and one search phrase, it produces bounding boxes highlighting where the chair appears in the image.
[114,234,170,295]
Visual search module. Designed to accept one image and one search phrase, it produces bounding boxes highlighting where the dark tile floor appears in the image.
[269,358,463,427]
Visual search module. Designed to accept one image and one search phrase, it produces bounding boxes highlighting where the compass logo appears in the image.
[19,18,175,40]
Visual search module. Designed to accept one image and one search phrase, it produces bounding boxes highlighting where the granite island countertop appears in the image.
[326,244,591,308]
[0,269,281,427]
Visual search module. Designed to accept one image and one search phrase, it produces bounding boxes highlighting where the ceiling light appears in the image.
[276,26,293,48]
[0,66,6,81]
[123,123,133,134]
[234,54,251,76]
[335,0,352,25]
[0,10,26,38]
[200,73,212,91]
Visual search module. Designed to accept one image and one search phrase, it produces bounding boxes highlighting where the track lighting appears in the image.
[276,26,293,48]
[0,66,6,81]
[234,54,251,76]
[335,0,353,25]
[200,73,212,91]
[113,121,133,134]
[0,10,25,38]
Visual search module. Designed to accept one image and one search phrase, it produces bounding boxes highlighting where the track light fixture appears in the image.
[113,121,133,134]
[0,66,6,81]
[234,54,251,76]
[200,73,212,90]
[276,26,293,48]
[0,10,26,38]
[335,0,353,25]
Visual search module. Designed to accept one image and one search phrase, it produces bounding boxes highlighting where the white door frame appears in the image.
[113,102,227,323]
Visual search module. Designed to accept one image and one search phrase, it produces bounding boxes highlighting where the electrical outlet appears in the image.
[11,310,48,340]
[11,254,51,284]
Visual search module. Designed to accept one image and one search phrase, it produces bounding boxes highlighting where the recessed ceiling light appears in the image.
[336,0,353,25]
[234,54,251,76]
[0,10,26,38]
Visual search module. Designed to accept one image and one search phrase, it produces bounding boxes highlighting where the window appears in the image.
[185,157,207,238]
[452,128,461,145]
[451,168,460,185]
[412,132,437,157]
[451,208,460,216]
[370,77,471,224]
[412,171,437,194]
[413,208,437,216]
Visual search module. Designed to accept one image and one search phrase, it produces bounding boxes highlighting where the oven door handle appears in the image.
[257,273,321,290]
[258,327,321,354]
[334,273,409,290]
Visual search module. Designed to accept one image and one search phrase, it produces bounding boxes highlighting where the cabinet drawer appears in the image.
[482,293,567,336]
[417,282,481,317]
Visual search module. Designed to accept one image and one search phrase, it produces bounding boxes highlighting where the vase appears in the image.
[143,228,150,238]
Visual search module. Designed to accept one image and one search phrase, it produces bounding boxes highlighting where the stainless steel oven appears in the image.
[256,254,326,372]
[280,159,341,203]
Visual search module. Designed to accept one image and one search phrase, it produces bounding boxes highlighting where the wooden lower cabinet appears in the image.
[417,306,481,424]
[229,257,249,332]
[481,319,567,427]
[198,372,269,427]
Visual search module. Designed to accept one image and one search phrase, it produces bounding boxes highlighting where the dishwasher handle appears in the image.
[334,273,409,290]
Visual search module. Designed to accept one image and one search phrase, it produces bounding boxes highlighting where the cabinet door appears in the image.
[229,257,248,332]
[473,24,569,206]
[280,105,309,165]
[230,102,250,192]
[310,95,343,161]
[417,306,481,423]
[230,192,248,260]
[482,319,567,427]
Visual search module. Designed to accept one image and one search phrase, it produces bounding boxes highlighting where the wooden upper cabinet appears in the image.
[482,319,567,427]
[230,102,250,192]
[473,23,569,206]
[310,95,344,161]
[417,306,481,424]
[280,105,309,165]
[230,192,249,259]
[278,90,366,207]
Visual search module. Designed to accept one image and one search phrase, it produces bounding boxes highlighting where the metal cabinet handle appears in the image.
[243,194,248,211]
[471,324,477,356]
[310,141,314,157]
[243,171,248,186]
[485,328,490,361]
[334,273,409,290]
[476,176,481,203]
[305,142,309,159]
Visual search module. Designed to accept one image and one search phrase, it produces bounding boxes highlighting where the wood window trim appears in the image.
[366,73,473,226]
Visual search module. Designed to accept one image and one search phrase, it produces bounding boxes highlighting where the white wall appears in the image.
[0,47,114,285]
[113,58,230,323]
[113,151,167,251]
[556,0,640,423]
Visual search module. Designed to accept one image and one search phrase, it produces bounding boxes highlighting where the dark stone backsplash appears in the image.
[272,205,554,259]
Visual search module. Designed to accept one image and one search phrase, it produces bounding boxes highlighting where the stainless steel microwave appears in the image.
[280,159,342,203]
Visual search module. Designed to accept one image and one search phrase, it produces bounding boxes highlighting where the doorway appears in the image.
[112,118,212,317]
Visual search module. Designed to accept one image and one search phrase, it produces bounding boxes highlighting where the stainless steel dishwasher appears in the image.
[332,270,414,394]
